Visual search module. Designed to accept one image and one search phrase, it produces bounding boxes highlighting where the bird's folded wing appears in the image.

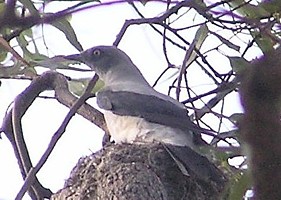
[163,143,226,186]
[97,90,208,135]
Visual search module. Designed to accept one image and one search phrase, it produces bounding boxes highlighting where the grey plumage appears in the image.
[65,46,225,184]
[66,45,207,147]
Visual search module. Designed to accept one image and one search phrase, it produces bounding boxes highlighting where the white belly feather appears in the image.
[104,111,194,148]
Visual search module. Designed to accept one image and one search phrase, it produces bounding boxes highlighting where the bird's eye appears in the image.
[93,49,101,56]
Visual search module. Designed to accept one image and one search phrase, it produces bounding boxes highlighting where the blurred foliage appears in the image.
[1,0,281,199]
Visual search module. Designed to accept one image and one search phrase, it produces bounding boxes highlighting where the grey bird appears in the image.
[66,46,206,147]
[65,45,225,184]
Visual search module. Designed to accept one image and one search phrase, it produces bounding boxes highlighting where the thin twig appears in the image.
[15,74,99,199]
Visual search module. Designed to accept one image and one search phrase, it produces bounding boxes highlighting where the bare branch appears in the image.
[16,74,100,199]
[1,71,106,199]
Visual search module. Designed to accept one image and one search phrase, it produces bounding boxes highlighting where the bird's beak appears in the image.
[64,53,85,63]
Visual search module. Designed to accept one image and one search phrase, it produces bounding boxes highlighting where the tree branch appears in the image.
[16,73,100,199]
[1,71,106,199]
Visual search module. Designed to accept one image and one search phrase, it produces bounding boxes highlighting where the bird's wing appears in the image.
[97,90,209,136]
[162,143,226,185]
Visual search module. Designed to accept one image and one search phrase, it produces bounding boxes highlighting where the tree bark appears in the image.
[51,143,227,200]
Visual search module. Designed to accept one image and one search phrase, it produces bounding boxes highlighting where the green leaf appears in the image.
[16,32,48,63]
[211,32,240,52]
[228,56,250,75]
[260,0,281,15]
[16,31,29,48]
[210,129,239,146]
[0,36,29,66]
[250,31,275,54]
[18,0,39,16]
[21,28,33,38]
[229,113,244,124]
[32,55,92,71]
[184,24,208,68]
[50,15,83,52]
[31,56,68,70]
[91,78,104,93]
[69,78,104,96]
[139,0,149,5]
[176,24,209,99]
[228,171,252,200]
[0,46,8,62]
[0,2,6,14]
[0,65,23,76]
[194,24,208,50]
[68,79,87,96]
[229,0,270,18]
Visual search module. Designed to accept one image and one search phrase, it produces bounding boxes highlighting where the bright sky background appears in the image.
[0,1,258,199]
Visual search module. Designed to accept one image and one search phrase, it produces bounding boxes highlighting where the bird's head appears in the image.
[65,46,142,82]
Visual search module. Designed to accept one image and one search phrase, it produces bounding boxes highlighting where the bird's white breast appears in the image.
[104,111,194,147]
